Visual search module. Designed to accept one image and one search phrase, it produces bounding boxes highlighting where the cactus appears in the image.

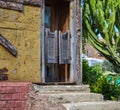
[83,0,120,68]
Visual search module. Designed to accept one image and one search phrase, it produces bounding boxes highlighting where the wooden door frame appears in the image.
[70,0,77,83]
[41,0,76,83]
[41,0,45,83]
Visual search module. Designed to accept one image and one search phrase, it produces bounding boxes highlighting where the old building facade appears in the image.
[0,0,81,84]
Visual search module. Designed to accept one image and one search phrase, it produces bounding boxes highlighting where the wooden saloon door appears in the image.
[45,0,70,82]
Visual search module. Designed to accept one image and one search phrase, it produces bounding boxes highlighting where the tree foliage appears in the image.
[83,0,120,68]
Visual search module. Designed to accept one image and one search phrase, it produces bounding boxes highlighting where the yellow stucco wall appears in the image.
[0,5,41,83]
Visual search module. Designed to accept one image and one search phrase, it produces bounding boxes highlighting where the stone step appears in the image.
[63,101,120,110]
[47,93,103,104]
[34,85,90,93]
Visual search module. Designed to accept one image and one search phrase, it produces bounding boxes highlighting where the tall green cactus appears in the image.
[83,0,120,68]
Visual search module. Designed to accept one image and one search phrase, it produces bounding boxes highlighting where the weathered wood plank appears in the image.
[70,1,77,83]
[0,0,23,11]
[59,30,71,64]
[75,0,82,85]
[3,0,42,6]
[41,0,45,83]
[45,28,58,63]
[0,34,18,57]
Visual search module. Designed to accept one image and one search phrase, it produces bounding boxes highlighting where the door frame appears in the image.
[41,0,76,83]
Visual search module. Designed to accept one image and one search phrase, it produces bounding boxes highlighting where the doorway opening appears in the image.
[44,0,71,83]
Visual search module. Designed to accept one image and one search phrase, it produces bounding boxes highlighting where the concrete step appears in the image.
[63,101,120,110]
[47,93,103,104]
[34,85,90,93]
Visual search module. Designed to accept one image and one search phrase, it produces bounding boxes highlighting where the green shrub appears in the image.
[92,75,120,100]
[102,60,120,73]
[82,59,120,100]
[82,59,102,85]
[102,60,114,72]
[88,65,102,85]
[82,59,90,84]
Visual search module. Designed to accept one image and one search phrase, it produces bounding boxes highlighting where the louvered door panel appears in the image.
[59,30,71,64]
[45,28,58,63]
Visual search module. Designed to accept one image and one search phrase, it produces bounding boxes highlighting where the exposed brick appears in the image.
[5,101,15,108]
[0,82,30,87]
[0,94,2,99]
[0,82,31,110]
[1,94,12,100]
[12,93,20,100]
[0,101,15,108]
[14,107,27,110]
[0,87,7,93]
[19,93,28,101]
[14,101,22,107]
[4,108,15,110]
[6,87,16,93]
[14,108,21,110]
[0,101,6,108]
[17,86,29,93]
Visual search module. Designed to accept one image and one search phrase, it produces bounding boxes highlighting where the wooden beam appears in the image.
[75,0,82,85]
[41,0,45,83]
[0,0,23,11]
[0,34,18,57]
[70,0,77,83]
[3,0,42,6]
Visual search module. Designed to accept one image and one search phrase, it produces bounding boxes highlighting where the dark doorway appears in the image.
[45,0,70,82]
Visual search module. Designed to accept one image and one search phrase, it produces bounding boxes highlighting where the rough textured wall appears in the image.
[0,5,41,82]
[0,82,31,110]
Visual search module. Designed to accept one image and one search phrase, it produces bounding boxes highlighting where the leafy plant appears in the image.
[82,59,90,84]
[83,0,120,69]
[82,59,120,100]
[102,60,120,73]
[92,75,120,100]
[102,60,114,72]
[82,59,102,85]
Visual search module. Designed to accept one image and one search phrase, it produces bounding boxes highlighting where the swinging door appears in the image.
[45,0,70,82]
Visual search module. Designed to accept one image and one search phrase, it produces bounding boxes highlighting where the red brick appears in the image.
[5,101,15,108]
[19,93,28,101]
[0,82,30,110]
[14,101,22,107]
[1,94,12,100]
[12,93,20,100]
[0,101,15,108]
[18,86,29,93]
[6,87,16,93]
[13,87,21,93]
[0,87,7,93]
[0,82,31,87]
[0,101,6,108]
[4,108,15,110]
[15,107,27,110]
[0,94,2,99]
[14,108,21,110]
